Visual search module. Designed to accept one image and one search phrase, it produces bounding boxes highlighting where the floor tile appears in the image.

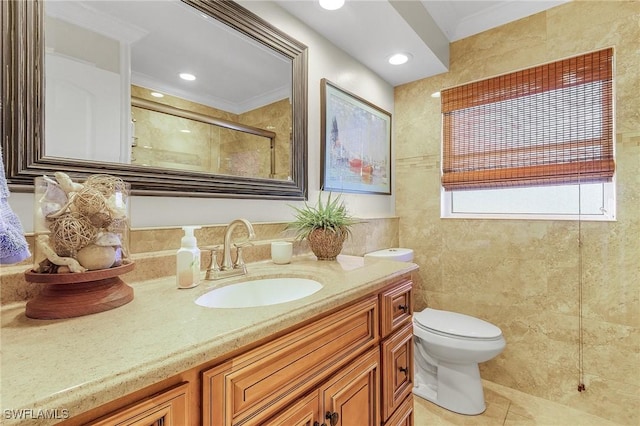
[413,380,624,426]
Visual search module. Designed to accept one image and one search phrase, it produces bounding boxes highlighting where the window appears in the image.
[440,48,615,221]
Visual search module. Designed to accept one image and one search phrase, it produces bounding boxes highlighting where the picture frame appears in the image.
[320,79,392,195]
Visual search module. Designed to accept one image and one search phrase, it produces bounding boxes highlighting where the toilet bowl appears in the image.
[413,308,506,415]
[364,247,506,416]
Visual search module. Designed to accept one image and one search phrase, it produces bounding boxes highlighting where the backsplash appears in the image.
[0,217,399,305]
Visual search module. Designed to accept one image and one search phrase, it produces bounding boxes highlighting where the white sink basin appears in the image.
[195,278,323,308]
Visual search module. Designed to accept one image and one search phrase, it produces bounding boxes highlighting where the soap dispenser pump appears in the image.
[177,226,201,289]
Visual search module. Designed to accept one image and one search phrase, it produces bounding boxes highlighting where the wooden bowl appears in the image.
[24,262,135,319]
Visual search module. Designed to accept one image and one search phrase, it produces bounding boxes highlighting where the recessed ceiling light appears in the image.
[179,73,196,81]
[388,53,412,65]
[319,0,344,11]
[150,92,164,98]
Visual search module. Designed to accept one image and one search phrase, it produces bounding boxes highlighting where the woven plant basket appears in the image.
[307,227,348,261]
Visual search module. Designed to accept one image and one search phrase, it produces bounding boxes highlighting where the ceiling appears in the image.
[274,0,569,86]
[44,0,569,113]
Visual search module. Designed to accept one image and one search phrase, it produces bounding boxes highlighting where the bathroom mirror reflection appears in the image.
[2,0,308,198]
[44,0,291,178]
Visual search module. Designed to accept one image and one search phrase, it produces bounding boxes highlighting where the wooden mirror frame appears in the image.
[1,0,308,199]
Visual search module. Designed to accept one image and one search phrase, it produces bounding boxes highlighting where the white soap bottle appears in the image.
[177,226,201,289]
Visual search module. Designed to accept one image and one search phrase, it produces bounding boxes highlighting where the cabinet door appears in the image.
[381,323,413,421]
[320,347,380,426]
[88,382,190,426]
[264,391,321,426]
[383,395,413,426]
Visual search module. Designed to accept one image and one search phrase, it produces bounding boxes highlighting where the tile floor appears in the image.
[413,380,623,425]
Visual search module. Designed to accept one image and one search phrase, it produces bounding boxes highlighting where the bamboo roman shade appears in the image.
[441,48,614,190]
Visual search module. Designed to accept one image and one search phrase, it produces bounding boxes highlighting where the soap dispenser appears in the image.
[177,226,201,289]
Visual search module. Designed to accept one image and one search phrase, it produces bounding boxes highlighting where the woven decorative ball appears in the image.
[85,174,127,197]
[73,187,108,218]
[50,212,97,256]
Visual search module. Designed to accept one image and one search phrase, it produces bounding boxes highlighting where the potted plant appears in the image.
[287,193,358,260]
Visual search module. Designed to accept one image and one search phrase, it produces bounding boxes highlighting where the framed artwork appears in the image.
[320,79,392,195]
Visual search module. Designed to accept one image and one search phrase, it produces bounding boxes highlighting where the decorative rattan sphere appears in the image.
[85,174,127,197]
[73,187,108,218]
[50,212,97,256]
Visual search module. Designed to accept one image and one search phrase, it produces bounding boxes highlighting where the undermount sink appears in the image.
[195,278,323,308]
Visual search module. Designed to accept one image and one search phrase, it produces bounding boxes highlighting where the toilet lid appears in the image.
[414,308,502,339]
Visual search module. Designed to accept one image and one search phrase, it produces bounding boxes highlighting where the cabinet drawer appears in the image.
[203,296,378,425]
[88,382,190,426]
[381,323,413,422]
[380,280,413,338]
[383,394,413,426]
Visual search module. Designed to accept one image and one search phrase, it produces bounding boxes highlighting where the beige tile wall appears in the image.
[394,1,640,424]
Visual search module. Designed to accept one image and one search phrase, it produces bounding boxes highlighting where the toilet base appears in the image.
[413,361,487,415]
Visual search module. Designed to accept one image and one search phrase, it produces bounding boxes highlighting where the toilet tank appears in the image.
[364,248,414,262]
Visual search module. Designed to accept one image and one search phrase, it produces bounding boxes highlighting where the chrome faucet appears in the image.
[205,218,256,280]
[221,218,256,269]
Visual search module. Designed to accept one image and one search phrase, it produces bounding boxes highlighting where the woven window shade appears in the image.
[441,48,614,190]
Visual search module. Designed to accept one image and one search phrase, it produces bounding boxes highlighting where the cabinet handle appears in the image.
[399,366,409,374]
[398,304,408,312]
[326,411,339,426]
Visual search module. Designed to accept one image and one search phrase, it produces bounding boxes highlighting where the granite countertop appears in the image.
[1,255,417,426]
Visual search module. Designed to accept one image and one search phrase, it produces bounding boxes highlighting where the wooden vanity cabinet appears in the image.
[203,276,414,426]
[202,296,379,425]
[62,275,414,426]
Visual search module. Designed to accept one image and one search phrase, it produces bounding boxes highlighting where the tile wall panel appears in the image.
[394,1,640,424]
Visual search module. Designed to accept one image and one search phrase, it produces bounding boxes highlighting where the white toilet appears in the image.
[365,248,506,416]
[413,308,505,415]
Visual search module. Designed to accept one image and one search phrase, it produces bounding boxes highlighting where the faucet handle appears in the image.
[233,241,253,268]
[205,247,221,280]
[234,246,246,269]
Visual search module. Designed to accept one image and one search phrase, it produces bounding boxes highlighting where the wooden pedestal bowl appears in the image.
[24,262,135,320]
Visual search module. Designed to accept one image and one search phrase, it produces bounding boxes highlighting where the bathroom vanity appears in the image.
[1,255,417,425]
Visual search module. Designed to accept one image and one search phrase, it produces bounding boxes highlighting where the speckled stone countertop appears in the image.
[1,255,417,426]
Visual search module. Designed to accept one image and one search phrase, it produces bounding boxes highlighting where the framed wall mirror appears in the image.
[1,0,308,199]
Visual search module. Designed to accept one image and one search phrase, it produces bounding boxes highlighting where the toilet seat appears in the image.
[414,308,503,341]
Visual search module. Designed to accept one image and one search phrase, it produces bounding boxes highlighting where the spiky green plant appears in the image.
[287,193,358,240]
